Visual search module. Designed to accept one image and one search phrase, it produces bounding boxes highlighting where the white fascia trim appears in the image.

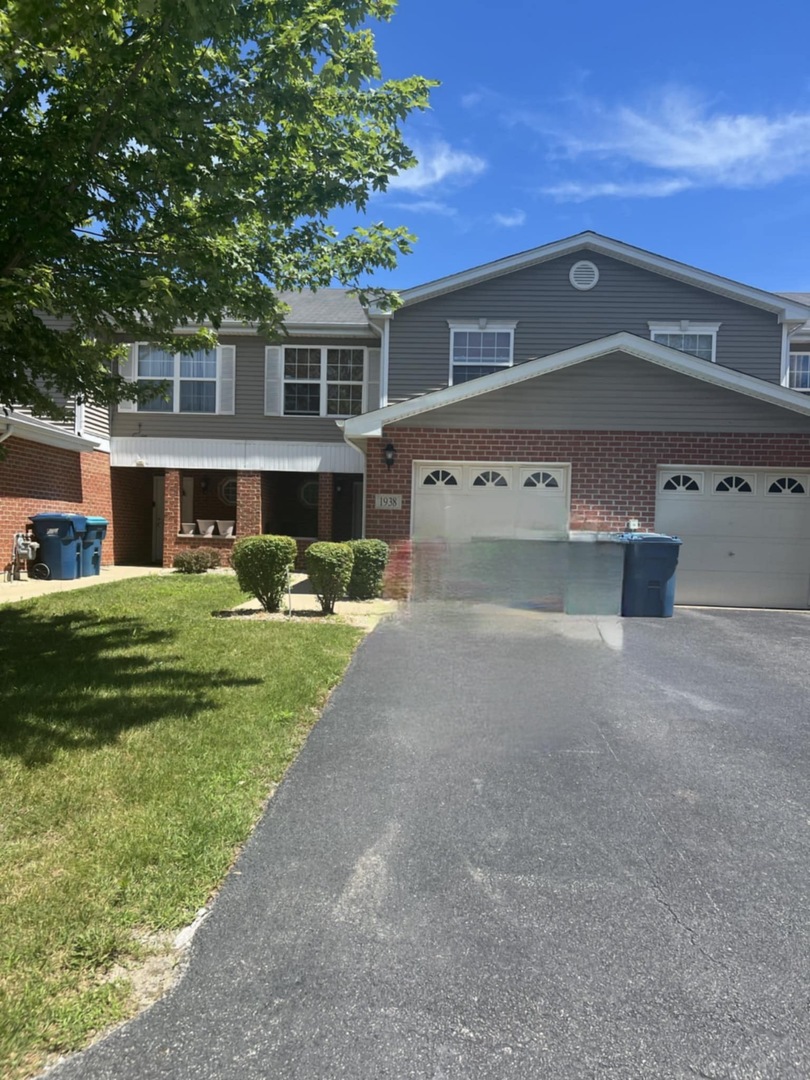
[2,412,100,452]
[388,231,810,320]
[342,331,810,439]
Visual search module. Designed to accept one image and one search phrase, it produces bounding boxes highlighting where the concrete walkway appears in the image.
[0,564,169,605]
[45,602,810,1079]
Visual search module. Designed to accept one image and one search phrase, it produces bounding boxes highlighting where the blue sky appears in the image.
[336,0,810,294]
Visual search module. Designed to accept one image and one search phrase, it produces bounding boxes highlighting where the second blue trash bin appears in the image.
[29,513,87,580]
[81,516,109,577]
[616,532,683,617]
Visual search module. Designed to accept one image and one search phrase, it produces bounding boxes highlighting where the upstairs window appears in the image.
[283,346,364,417]
[788,351,810,390]
[448,320,516,385]
[649,322,720,364]
[123,344,235,415]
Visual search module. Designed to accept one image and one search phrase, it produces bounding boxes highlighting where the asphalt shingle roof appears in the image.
[277,289,368,326]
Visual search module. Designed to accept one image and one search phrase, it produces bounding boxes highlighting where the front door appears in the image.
[152,475,165,563]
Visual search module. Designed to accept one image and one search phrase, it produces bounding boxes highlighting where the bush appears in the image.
[347,539,389,600]
[173,547,221,574]
[305,542,354,615]
[231,534,297,612]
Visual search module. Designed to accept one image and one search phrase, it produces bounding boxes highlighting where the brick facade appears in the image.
[365,427,810,544]
[0,437,113,574]
[317,472,334,541]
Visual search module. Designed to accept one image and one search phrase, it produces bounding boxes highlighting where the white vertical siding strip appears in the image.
[264,346,283,415]
[217,345,236,413]
[110,437,364,472]
[118,343,138,412]
[364,348,381,412]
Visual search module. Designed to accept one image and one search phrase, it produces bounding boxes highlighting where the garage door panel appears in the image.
[674,569,809,609]
[656,467,810,609]
[413,462,570,542]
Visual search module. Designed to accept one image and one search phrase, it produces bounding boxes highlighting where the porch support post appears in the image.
[317,472,334,541]
[236,471,262,538]
[162,469,181,568]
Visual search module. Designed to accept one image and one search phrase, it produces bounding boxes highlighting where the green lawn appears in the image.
[0,575,362,1079]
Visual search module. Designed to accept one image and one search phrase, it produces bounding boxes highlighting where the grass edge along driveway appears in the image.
[0,575,362,1080]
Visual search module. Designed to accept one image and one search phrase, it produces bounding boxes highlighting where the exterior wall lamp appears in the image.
[199,475,210,493]
[383,442,396,469]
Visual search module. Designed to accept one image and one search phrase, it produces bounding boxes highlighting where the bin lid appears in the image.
[85,516,109,525]
[30,512,88,529]
[615,531,682,544]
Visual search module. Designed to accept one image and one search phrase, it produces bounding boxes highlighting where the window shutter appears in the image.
[217,345,236,414]
[364,348,381,412]
[264,345,283,415]
[117,343,138,412]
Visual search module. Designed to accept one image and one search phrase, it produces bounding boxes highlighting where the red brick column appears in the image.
[236,471,262,539]
[317,472,334,541]
[162,470,181,567]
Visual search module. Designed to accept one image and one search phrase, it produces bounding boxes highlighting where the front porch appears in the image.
[111,468,364,568]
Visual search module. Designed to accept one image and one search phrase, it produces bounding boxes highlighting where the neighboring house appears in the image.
[11,232,810,608]
[0,397,112,575]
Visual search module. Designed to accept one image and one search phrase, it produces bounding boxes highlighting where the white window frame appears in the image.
[447,319,517,385]
[132,344,229,415]
[281,345,366,419]
[648,321,721,364]
[787,346,810,391]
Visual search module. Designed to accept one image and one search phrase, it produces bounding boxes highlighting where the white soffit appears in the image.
[111,437,364,472]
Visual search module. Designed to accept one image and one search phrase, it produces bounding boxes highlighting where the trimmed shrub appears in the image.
[347,539,389,600]
[173,547,221,574]
[305,542,354,615]
[231,534,297,612]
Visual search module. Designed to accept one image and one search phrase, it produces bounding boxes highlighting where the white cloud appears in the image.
[541,178,693,202]
[389,139,487,192]
[390,199,458,217]
[492,209,527,227]
[523,88,810,200]
[461,91,484,108]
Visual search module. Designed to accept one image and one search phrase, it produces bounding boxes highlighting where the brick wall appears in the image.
[317,472,334,540]
[365,428,810,543]
[0,437,113,573]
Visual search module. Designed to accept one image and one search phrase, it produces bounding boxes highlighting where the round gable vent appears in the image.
[569,260,599,291]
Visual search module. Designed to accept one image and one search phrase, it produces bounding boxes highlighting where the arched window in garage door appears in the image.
[661,472,702,492]
[472,470,508,487]
[767,476,807,494]
[523,470,561,490]
[422,468,459,487]
[714,474,754,493]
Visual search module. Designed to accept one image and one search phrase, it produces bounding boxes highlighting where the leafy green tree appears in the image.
[0,0,433,417]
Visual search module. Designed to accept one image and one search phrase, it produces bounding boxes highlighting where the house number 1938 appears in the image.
[374,494,402,510]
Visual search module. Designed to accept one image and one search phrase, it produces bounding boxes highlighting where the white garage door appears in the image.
[412,462,570,542]
[655,468,810,608]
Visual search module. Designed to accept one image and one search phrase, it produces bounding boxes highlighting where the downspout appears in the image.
[0,423,13,445]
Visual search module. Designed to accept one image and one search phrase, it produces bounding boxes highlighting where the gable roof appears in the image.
[2,409,100,452]
[341,332,810,441]
[381,233,810,322]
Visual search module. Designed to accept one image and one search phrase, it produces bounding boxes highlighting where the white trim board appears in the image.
[1,412,101,453]
[340,331,810,442]
[111,437,364,472]
[371,232,810,320]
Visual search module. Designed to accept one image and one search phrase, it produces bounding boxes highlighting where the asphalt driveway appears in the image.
[48,602,810,1079]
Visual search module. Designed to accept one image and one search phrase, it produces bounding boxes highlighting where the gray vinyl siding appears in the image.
[391,353,810,433]
[81,402,111,440]
[387,252,783,402]
[111,334,376,441]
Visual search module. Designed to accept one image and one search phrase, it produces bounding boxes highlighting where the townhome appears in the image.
[6,231,810,609]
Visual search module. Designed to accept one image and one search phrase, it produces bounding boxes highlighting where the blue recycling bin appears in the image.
[615,532,683,617]
[28,513,87,580]
[81,516,109,577]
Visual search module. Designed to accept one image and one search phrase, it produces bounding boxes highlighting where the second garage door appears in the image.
[412,461,570,541]
[655,467,810,608]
